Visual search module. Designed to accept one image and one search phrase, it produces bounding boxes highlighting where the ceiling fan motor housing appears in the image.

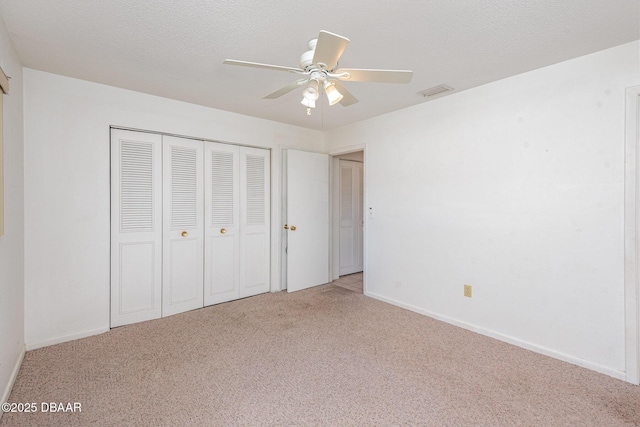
[299,38,318,70]
[300,50,314,69]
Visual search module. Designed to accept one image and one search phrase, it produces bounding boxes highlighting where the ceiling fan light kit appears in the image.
[301,96,315,109]
[324,81,343,106]
[223,30,413,114]
[302,79,319,101]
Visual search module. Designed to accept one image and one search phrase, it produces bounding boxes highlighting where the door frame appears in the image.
[330,144,366,292]
[624,85,640,385]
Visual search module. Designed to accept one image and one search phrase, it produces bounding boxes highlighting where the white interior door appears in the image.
[162,135,204,317]
[110,129,162,327]
[240,147,271,297]
[286,149,330,292]
[339,160,363,275]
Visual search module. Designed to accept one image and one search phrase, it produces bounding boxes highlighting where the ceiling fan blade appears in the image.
[223,59,303,73]
[312,31,349,71]
[263,79,307,99]
[335,68,413,84]
[332,81,358,107]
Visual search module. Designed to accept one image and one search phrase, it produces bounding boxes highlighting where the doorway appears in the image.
[331,150,364,294]
[280,147,365,295]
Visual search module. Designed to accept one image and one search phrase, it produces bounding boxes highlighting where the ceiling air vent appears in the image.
[417,84,454,98]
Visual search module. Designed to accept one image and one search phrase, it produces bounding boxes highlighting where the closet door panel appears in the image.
[163,136,204,317]
[204,142,240,306]
[207,235,236,293]
[119,242,157,313]
[110,129,162,327]
[243,232,268,292]
[167,238,201,302]
[240,147,271,298]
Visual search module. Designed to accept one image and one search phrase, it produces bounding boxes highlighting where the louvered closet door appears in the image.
[110,129,162,327]
[204,144,271,303]
[240,147,271,297]
[204,142,240,306]
[162,136,204,317]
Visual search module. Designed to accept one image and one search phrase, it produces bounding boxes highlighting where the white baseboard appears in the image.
[25,326,109,351]
[365,291,626,382]
[0,344,26,421]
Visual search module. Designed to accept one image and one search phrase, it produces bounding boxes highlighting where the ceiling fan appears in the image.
[223,31,413,113]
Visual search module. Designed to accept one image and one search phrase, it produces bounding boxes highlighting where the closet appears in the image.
[110,129,270,327]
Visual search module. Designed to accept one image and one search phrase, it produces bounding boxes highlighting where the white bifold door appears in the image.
[204,143,270,305]
[110,130,163,327]
[162,136,204,317]
[111,129,270,328]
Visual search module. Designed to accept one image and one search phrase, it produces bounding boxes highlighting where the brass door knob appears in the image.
[283,224,289,230]
[290,225,297,231]
[220,228,226,234]
[181,231,188,237]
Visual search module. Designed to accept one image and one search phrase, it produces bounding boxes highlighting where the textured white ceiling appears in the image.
[0,1,637,130]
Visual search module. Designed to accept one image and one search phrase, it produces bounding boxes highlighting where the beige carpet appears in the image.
[2,284,639,426]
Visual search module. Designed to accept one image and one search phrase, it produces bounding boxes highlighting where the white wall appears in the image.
[23,69,323,348]
[326,41,639,377]
[0,18,24,404]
